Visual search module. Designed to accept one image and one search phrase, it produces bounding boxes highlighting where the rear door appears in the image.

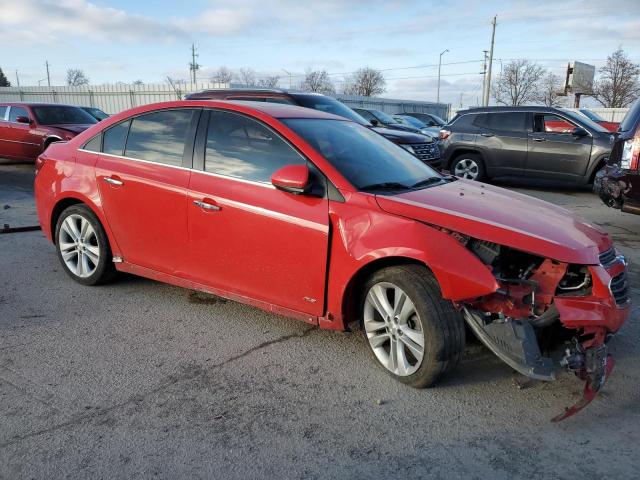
[472,112,528,177]
[186,109,330,315]
[526,113,592,181]
[95,108,201,274]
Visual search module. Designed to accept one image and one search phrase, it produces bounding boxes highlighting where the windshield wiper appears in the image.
[359,182,412,192]
[410,177,444,189]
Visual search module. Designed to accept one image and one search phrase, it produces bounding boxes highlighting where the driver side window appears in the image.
[534,114,574,134]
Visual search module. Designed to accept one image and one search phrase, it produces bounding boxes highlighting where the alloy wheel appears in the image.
[363,282,425,376]
[58,214,101,278]
[453,158,480,180]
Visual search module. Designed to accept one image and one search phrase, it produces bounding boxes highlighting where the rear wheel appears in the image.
[55,204,115,285]
[451,153,486,181]
[361,265,465,388]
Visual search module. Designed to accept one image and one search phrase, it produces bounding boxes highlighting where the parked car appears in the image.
[34,100,630,420]
[392,114,439,137]
[352,107,422,134]
[595,98,640,214]
[399,112,447,129]
[81,106,110,121]
[440,106,612,184]
[0,103,97,161]
[568,108,620,132]
[186,89,442,168]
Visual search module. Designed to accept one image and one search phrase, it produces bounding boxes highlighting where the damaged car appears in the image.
[34,100,631,421]
[595,98,640,215]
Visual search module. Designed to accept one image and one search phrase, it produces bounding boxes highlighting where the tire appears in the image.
[54,204,116,286]
[361,265,465,388]
[451,153,486,181]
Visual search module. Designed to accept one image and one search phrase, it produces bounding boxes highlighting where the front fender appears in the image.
[322,193,499,330]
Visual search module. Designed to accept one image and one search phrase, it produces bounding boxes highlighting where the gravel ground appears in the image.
[1,164,639,479]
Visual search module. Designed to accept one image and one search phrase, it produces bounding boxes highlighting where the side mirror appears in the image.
[16,116,31,124]
[572,127,588,137]
[271,164,310,194]
[370,119,380,127]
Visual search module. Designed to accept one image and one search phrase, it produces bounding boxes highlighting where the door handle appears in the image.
[531,137,546,142]
[480,132,494,137]
[103,176,124,186]
[193,200,221,211]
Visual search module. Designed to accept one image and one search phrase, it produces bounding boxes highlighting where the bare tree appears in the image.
[343,67,386,96]
[66,68,89,86]
[257,75,280,88]
[299,70,335,95]
[133,79,144,86]
[593,48,640,108]
[238,68,257,87]
[536,72,565,107]
[492,59,545,106]
[212,66,234,84]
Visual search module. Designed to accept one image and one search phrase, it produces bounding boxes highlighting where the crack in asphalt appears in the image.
[0,325,317,450]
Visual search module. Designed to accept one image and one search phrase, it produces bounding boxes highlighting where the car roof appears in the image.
[456,106,565,115]
[0,102,84,108]
[221,100,346,120]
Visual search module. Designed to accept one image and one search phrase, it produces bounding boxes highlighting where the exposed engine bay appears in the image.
[442,231,630,421]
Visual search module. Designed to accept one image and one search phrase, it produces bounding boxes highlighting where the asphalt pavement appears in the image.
[1,163,639,479]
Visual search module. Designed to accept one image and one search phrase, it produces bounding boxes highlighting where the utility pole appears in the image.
[282,69,292,89]
[482,15,497,106]
[45,60,51,87]
[189,44,200,87]
[437,49,449,103]
[15,70,20,87]
[481,50,488,103]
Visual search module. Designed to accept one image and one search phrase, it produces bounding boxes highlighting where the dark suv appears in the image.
[595,98,640,215]
[440,106,612,184]
[186,89,442,168]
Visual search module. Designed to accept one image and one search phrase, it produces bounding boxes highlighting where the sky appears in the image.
[1,0,639,107]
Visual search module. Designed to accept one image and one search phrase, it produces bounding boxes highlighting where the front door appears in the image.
[526,113,593,181]
[186,109,330,316]
[96,108,200,274]
[6,106,40,160]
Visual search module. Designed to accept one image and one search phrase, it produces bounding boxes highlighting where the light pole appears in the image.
[282,69,292,89]
[437,49,449,103]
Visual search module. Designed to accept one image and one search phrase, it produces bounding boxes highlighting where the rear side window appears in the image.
[8,106,29,122]
[83,134,102,152]
[204,110,304,183]
[0,106,7,119]
[474,112,526,133]
[124,109,195,166]
[102,120,130,156]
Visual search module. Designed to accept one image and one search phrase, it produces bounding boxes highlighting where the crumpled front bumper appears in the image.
[595,165,639,214]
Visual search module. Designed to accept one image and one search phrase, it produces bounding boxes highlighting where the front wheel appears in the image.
[451,153,486,181]
[55,204,115,286]
[361,265,465,388]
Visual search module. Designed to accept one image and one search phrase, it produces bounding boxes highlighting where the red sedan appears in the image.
[34,100,630,419]
[0,103,97,161]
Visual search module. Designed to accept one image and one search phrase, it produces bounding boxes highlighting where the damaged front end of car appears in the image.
[446,232,631,421]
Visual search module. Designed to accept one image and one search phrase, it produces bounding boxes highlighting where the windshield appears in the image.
[619,98,640,132]
[372,110,401,125]
[400,115,426,128]
[282,118,441,191]
[32,106,97,125]
[429,114,446,126]
[562,110,608,133]
[84,107,108,120]
[579,109,604,122]
[292,94,370,126]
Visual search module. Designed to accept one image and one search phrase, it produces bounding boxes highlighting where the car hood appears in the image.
[375,179,611,265]
[371,126,434,144]
[47,124,94,134]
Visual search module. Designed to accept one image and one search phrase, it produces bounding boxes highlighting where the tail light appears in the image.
[439,129,451,140]
[35,155,46,175]
[620,126,640,171]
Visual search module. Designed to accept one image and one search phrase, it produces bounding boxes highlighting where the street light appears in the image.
[437,49,449,103]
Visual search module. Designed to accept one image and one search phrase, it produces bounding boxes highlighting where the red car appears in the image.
[34,100,630,420]
[0,102,97,161]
